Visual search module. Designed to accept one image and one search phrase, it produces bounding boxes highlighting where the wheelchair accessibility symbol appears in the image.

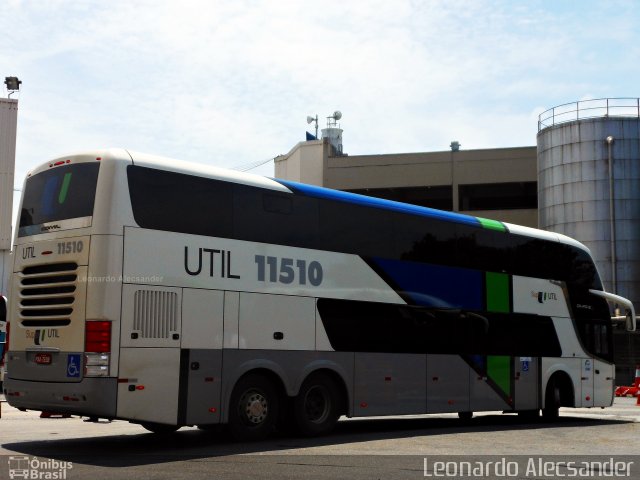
[67,354,81,378]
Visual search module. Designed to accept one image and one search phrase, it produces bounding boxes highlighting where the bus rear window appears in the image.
[19,163,100,237]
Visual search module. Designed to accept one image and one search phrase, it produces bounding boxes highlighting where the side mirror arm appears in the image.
[589,289,636,331]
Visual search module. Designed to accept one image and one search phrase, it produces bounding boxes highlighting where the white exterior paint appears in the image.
[223,291,240,349]
[181,289,224,350]
[504,221,590,252]
[122,227,405,305]
[120,284,182,349]
[116,347,181,424]
[238,293,316,350]
[129,150,289,193]
[512,276,571,318]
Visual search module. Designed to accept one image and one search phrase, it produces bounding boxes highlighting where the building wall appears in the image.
[274,140,325,186]
[275,141,538,227]
[0,98,18,295]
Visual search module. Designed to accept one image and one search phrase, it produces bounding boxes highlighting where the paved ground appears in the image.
[1,395,640,479]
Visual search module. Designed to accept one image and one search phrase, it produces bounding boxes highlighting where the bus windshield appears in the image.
[18,163,100,237]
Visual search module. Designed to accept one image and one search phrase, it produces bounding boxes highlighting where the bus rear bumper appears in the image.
[3,377,117,418]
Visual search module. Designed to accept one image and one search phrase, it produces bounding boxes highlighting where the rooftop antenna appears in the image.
[327,110,342,128]
[322,111,344,154]
[306,115,318,139]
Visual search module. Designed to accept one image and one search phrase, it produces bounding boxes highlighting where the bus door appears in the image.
[581,358,594,407]
[117,285,183,425]
[579,320,614,407]
[580,358,614,408]
[591,321,615,407]
[593,358,614,406]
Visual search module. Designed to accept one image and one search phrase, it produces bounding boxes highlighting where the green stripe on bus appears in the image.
[486,272,510,313]
[477,217,506,232]
[487,355,511,397]
[58,173,72,204]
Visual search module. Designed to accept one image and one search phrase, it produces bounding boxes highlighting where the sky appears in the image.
[3,0,640,226]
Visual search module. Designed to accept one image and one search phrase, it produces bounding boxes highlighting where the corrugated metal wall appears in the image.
[538,115,640,384]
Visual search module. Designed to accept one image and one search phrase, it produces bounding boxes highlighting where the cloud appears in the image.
[3,0,640,192]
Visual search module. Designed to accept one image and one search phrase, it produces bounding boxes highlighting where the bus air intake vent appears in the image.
[19,262,78,327]
[133,290,178,339]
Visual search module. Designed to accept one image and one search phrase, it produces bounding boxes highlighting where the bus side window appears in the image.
[263,194,292,215]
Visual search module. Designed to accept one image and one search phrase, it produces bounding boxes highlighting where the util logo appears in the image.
[531,291,558,304]
[28,329,59,345]
[34,330,46,345]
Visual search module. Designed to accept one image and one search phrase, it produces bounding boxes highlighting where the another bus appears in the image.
[3,149,635,439]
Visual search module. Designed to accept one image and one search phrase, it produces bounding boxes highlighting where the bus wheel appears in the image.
[141,422,180,434]
[228,374,279,441]
[293,373,341,436]
[542,380,561,420]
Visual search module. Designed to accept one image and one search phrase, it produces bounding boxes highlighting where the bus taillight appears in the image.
[85,321,111,352]
[84,321,111,377]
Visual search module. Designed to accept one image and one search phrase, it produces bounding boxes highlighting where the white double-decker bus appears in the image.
[2,149,635,439]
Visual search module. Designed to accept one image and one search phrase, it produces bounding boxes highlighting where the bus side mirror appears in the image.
[0,295,6,324]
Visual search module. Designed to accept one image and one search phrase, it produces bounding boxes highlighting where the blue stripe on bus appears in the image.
[275,179,482,227]
[372,257,484,310]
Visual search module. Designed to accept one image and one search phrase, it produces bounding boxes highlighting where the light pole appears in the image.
[605,135,618,306]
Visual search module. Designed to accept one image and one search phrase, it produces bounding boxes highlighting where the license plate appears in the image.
[35,353,52,365]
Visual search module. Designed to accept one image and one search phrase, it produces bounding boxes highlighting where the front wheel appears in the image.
[228,374,279,441]
[293,373,341,436]
[542,381,561,420]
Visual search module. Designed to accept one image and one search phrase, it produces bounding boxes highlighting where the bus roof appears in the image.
[128,150,290,193]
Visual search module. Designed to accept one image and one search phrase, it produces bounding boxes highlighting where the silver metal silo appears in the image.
[538,98,640,383]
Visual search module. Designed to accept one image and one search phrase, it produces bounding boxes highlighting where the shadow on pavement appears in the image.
[1,413,631,468]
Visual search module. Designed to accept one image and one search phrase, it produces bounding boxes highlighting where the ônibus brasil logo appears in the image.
[8,456,73,479]
[531,290,558,304]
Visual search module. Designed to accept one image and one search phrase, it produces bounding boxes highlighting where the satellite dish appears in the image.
[333,111,342,121]
[306,116,315,124]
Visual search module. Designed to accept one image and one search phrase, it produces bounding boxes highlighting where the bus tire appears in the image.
[228,373,279,441]
[542,380,561,420]
[141,422,180,434]
[293,373,341,437]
